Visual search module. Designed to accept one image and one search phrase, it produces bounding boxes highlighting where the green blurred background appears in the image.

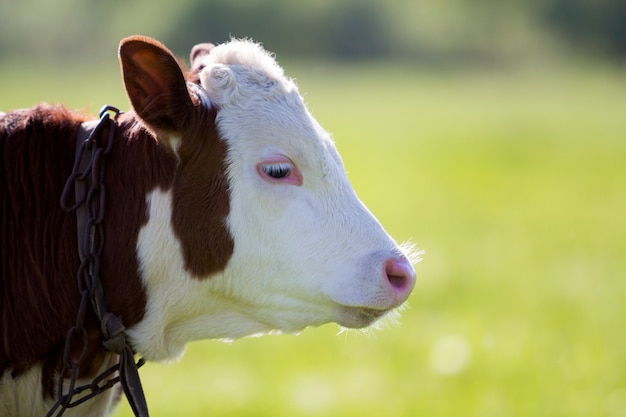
[1,1,625,416]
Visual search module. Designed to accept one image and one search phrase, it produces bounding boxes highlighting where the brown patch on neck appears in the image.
[0,104,178,396]
[170,104,234,278]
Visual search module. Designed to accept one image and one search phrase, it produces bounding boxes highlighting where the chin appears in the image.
[335,305,399,329]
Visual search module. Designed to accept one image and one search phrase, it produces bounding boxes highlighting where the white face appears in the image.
[219,108,416,331]
[200,42,416,329]
[131,40,417,362]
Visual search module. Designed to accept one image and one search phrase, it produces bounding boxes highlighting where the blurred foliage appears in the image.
[0,0,624,64]
[164,0,393,59]
[540,0,626,59]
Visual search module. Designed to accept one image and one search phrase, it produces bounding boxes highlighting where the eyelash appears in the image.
[257,159,303,186]
[261,162,292,179]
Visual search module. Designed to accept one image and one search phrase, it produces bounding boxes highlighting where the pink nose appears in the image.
[384,256,416,304]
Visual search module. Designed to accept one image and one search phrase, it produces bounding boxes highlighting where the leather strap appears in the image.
[74,120,99,262]
[55,109,150,417]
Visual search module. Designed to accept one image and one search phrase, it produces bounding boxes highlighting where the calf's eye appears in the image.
[257,159,303,186]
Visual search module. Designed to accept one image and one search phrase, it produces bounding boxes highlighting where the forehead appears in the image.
[219,87,335,175]
[196,40,337,168]
[196,38,286,82]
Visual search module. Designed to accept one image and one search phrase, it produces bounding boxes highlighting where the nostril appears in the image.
[388,274,407,290]
[384,257,416,294]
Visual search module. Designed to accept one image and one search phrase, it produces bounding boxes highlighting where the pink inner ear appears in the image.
[125,50,167,101]
[190,43,215,68]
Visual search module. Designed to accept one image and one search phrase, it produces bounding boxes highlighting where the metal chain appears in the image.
[52,105,148,417]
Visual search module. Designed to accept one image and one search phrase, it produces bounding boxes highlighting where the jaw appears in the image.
[334,306,393,329]
[170,299,401,343]
[129,281,398,362]
[129,279,404,362]
[192,295,406,340]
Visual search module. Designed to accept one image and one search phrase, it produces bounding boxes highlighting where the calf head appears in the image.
[119,36,418,361]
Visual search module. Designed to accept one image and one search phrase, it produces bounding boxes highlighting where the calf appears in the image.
[0,36,417,416]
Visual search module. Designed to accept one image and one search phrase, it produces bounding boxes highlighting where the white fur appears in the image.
[129,39,417,363]
[1,357,119,417]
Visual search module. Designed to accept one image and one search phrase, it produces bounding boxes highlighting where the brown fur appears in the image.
[1,105,88,387]
[0,104,169,395]
[171,103,234,276]
[0,81,233,397]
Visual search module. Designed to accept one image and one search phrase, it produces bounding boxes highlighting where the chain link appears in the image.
[52,105,148,417]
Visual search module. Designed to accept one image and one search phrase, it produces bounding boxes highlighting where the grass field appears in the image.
[2,60,625,417]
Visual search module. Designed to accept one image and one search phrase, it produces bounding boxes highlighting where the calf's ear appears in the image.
[190,43,215,70]
[119,35,193,134]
